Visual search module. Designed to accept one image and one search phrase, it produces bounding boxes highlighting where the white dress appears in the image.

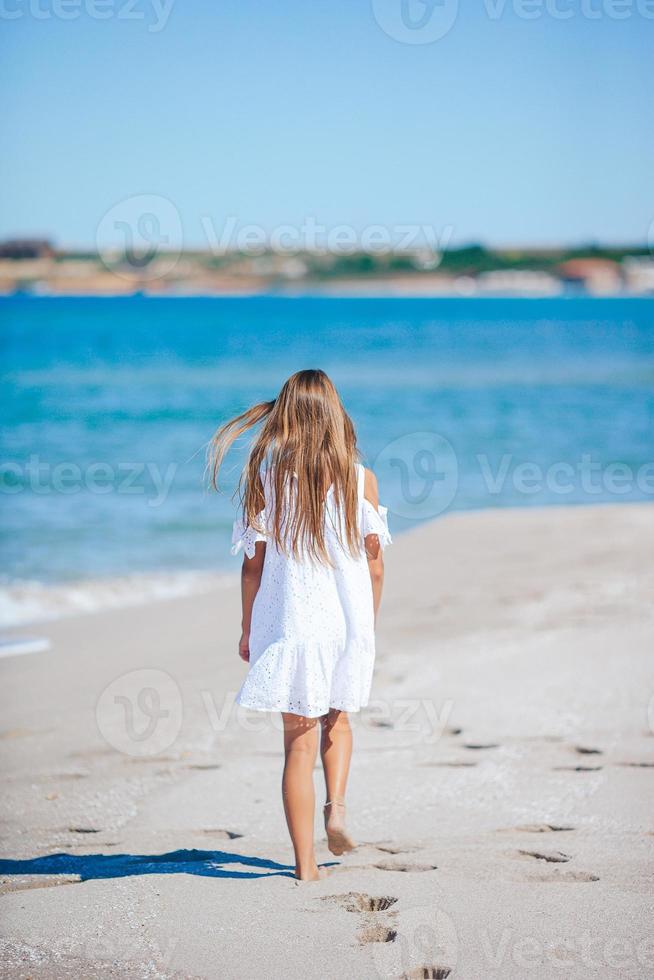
[231,463,392,718]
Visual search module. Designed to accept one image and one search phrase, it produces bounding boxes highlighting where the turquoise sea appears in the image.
[1,295,653,623]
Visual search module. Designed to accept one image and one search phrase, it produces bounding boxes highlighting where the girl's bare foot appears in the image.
[294,863,329,882]
[324,800,356,856]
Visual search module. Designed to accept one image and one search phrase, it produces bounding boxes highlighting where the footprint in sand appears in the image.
[374,844,421,855]
[358,924,397,944]
[400,968,452,979]
[323,892,399,945]
[323,892,399,913]
[196,829,243,839]
[352,894,398,912]
[553,765,603,772]
[72,841,121,848]
[512,824,575,833]
[421,761,478,768]
[374,861,437,873]
[533,870,599,883]
[518,849,571,863]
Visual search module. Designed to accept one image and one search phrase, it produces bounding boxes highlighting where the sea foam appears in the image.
[0,571,233,628]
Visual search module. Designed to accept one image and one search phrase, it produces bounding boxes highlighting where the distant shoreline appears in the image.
[2,290,654,301]
[2,243,652,298]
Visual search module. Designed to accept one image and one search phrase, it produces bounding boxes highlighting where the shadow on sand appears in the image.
[0,848,313,881]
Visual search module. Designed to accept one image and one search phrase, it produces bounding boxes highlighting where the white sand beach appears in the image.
[1,503,653,980]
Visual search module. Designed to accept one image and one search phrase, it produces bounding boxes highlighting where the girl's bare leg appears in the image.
[320,710,356,854]
[281,712,320,880]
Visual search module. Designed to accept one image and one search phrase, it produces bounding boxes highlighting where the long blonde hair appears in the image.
[209,369,361,563]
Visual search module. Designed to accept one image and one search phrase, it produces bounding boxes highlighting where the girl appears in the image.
[209,369,391,881]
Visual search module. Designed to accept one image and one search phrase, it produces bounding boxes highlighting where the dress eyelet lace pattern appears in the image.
[231,464,391,718]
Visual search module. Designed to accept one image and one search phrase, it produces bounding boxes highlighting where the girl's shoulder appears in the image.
[361,466,378,506]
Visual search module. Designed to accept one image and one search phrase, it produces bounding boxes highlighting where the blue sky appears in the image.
[1,0,651,248]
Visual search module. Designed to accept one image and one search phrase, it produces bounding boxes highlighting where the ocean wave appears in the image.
[0,570,234,628]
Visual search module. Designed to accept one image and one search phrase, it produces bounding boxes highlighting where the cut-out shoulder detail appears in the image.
[231,512,267,559]
[362,500,392,549]
[231,462,391,717]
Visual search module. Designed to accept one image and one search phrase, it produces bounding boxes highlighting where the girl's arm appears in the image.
[239,542,265,661]
[363,467,384,621]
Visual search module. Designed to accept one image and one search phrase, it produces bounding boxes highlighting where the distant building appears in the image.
[622,257,654,295]
[0,239,55,259]
[477,269,561,296]
[558,258,622,295]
